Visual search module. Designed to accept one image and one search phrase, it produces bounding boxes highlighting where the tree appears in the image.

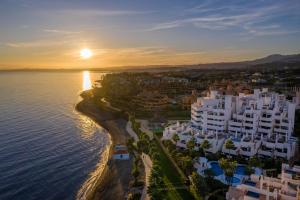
[225,139,236,155]
[180,156,193,174]
[137,139,149,154]
[172,133,180,145]
[225,139,235,149]
[204,168,215,179]
[219,158,237,185]
[249,156,263,168]
[148,164,165,200]
[187,137,196,152]
[201,139,211,150]
[126,138,135,153]
[190,172,209,197]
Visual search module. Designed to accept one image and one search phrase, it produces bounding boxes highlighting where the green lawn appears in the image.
[152,139,195,200]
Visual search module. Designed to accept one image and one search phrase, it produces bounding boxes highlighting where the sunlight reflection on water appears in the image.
[82,71,92,90]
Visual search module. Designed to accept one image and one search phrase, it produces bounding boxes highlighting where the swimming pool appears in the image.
[210,162,223,176]
[210,161,246,176]
[235,165,245,175]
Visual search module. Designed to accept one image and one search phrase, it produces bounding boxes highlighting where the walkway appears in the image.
[140,153,153,200]
[136,120,153,139]
[126,120,152,200]
[126,121,139,142]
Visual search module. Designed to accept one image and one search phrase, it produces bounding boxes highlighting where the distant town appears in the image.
[79,63,300,200]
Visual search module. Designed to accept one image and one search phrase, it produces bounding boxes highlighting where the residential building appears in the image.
[133,90,169,111]
[163,88,297,159]
[226,163,300,200]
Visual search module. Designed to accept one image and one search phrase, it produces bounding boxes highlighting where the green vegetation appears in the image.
[219,158,237,185]
[187,138,196,153]
[224,139,235,150]
[201,140,211,150]
[190,172,208,197]
[130,117,195,200]
[172,133,180,144]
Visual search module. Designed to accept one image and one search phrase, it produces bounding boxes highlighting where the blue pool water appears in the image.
[235,165,245,175]
[232,177,240,184]
[210,162,246,176]
[210,162,223,176]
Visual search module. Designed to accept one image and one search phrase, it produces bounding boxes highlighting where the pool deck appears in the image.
[196,160,262,186]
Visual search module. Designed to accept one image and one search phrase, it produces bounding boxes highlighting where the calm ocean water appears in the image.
[0,72,110,200]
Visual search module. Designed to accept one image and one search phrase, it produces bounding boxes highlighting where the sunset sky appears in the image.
[0,0,300,69]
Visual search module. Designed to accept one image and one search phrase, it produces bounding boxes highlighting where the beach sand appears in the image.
[76,98,132,200]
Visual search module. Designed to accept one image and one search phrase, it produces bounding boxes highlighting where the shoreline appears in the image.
[75,97,132,200]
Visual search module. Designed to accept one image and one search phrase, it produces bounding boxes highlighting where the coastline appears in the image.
[75,97,132,200]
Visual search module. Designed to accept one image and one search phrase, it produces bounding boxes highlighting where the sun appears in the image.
[80,48,93,59]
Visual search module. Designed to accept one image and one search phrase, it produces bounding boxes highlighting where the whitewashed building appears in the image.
[226,163,300,200]
[163,88,297,160]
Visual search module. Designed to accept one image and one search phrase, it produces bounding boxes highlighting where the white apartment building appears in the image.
[226,163,300,200]
[163,88,297,159]
[163,121,225,153]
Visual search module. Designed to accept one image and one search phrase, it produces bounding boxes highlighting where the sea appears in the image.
[0,71,110,200]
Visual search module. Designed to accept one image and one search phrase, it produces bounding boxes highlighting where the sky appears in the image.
[0,0,299,69]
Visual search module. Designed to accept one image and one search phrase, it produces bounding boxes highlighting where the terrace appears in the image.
[226,164,300,200]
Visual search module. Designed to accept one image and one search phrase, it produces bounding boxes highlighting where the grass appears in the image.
[152,139,195,200]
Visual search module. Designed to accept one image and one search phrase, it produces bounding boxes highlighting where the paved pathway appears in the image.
[140,153,152,200]
[126,121,139,142]
[126,120,153,200]
[136,120,153,139]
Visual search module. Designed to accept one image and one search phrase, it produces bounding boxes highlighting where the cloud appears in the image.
[43,29,81,35]
[54,9,154,17]
[6,40,69,48]
[101,46,168,56]
[147,13,261,31]
[146,1,300,37]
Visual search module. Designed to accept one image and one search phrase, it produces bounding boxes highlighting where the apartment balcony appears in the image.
[222,147,239,156]
[207,125,225,131]
[258,128,272,134]
[235,114,244,120]
[191,120,202,126]
[259,121,273,127]
[229,120,242,126]
[274,150,287,159]
[274,128,288,134]
[207,115,225,121]
[242,128,256,134]
[239,149,256,157]
[243,123,256,129]
[260,117,273,122]
[281,121,290,127]
[263,141,276,149]
[191,116,203,123]
[258,149,273,157]
[228,126,242,132]
[207,119,225,126]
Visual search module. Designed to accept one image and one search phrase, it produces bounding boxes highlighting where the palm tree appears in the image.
[201,139,211,151]
[187,137,196,152]
[249,156,263,168]
[190,172,208,197]
[148,164,165,199]
[219,158,237,185]
[172,133,180,145]
[225,139,236,155]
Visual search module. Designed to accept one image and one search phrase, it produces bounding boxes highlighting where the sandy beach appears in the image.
[76,97,132,200]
